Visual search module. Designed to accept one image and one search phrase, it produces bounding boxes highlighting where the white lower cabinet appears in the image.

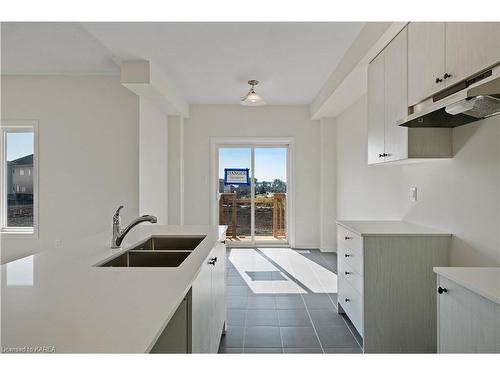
[437,275,500,353]
[150,240,226,353]
[336,222,450,353]
[191,240,226,353]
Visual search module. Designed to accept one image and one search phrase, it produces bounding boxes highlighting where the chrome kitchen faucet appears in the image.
[112,205,157,248]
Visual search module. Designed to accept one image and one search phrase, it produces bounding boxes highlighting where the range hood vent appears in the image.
[398,68,500,128]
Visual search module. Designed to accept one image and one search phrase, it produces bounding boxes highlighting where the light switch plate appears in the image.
[410,187,418,202]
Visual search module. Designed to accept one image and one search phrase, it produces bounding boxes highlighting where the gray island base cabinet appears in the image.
[150,241,226,353]
[336,221,450,353]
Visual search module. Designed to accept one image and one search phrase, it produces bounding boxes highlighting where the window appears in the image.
[1,121,38,235]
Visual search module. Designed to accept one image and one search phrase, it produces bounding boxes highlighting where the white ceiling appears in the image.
[2,22,364,104]
[1,23,118,75]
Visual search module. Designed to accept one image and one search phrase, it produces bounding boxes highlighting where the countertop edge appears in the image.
[433,267,500,305]
[336,221,452,237]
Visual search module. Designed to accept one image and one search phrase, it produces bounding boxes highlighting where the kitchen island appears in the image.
[1,225,227,353]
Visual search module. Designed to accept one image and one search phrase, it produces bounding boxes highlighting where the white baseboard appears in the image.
[320,247,336,253]
[292,243,321,250]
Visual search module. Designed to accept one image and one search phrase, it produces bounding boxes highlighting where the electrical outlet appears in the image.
[410,187,418,202]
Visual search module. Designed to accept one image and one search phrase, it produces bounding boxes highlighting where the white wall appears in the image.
[336,95,500,266]
[183,105,321,248]
[168,115,184,225]
[319,117,336,251]
[139,97,168,224]
[1,76,139,263]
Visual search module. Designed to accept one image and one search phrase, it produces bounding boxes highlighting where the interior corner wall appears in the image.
[319,117,336,252]
[1,76,140,264]
[183,105,321,249]
[139,97,168,224]
[168,115,184,225]
[336,94,500,267]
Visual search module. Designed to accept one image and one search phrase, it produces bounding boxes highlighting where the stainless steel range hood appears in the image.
[398,69,500,128]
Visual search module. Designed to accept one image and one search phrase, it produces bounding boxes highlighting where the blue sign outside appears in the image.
[224,168,250,185]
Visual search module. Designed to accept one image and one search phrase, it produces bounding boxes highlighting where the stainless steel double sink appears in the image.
[97,235,206,268]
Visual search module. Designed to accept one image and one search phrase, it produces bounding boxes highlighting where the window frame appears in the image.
[0,120,39,238]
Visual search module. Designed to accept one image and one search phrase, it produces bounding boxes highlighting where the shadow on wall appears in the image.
[449,236,500,267]
[453,121,480,156]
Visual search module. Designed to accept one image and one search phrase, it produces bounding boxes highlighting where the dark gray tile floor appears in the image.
[219,248,363,354]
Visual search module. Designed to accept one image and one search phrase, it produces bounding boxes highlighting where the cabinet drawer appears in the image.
[338,246,363,276]
[338,259,363,294]
[337,225,363,254]
[338,274,363,337]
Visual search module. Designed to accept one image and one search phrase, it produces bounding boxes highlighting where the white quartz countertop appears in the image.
[1,225,226,353]
[337,220,452,237]
[433,267,500,305]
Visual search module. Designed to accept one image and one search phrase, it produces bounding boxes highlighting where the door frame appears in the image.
[210,137,295,248]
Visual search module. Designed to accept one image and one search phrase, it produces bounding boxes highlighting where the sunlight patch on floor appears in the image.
[228,248,306,294]
[259,248,337,293]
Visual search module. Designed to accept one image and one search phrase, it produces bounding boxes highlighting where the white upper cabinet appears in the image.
[445,22,500,86]
[367,25,452,165]
[408,22,445,106]
[407,22,500,105]
[384,28,408,163]
[367,51,385,165]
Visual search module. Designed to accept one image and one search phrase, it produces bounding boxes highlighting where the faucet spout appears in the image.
[111,206,157,248]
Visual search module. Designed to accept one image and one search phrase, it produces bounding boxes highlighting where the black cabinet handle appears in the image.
[209,257,217,266]
[379,153,384,158]
[344,236,351,240]
[344,254,351,258]
[344,271,351,275]
[443,73,452,79]
[345,298,350,302]
[435,77,443,83]
[437,286,447,294]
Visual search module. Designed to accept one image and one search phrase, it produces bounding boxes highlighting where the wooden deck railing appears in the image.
[219,193,286,239]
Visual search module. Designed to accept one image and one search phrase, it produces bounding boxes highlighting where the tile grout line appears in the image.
[276,301,285,353]
[242,296,248,352]
[300,294,326,353]
[338,314,363,350]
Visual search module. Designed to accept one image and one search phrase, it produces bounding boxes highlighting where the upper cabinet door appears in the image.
[367,51,385,165]
[445,22,500,86]
[384,28,408,163]
[408,22,445,106]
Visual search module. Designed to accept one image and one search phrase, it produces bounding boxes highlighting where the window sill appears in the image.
[1,228,37,239]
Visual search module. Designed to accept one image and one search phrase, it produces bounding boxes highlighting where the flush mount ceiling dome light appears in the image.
[240,80,266,106]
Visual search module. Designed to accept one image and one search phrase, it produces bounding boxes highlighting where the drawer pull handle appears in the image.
[344,254,351,258]
[435,77,443,83]
[209,257,217,266]
[443,72,452,80]
[345,298,350,302]
[437,286,447,294]
[344,236,351,240]
[344,271,351,275]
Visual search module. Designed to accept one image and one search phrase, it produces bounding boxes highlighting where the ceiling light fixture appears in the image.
[240,80,266,106]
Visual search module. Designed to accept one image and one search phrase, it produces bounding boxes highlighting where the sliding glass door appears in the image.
[218,145,288,245]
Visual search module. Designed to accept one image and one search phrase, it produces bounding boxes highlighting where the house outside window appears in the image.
[1,120,38,236]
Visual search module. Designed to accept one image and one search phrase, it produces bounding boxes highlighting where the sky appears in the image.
[219,147,287,182]
[6,132,34,161]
